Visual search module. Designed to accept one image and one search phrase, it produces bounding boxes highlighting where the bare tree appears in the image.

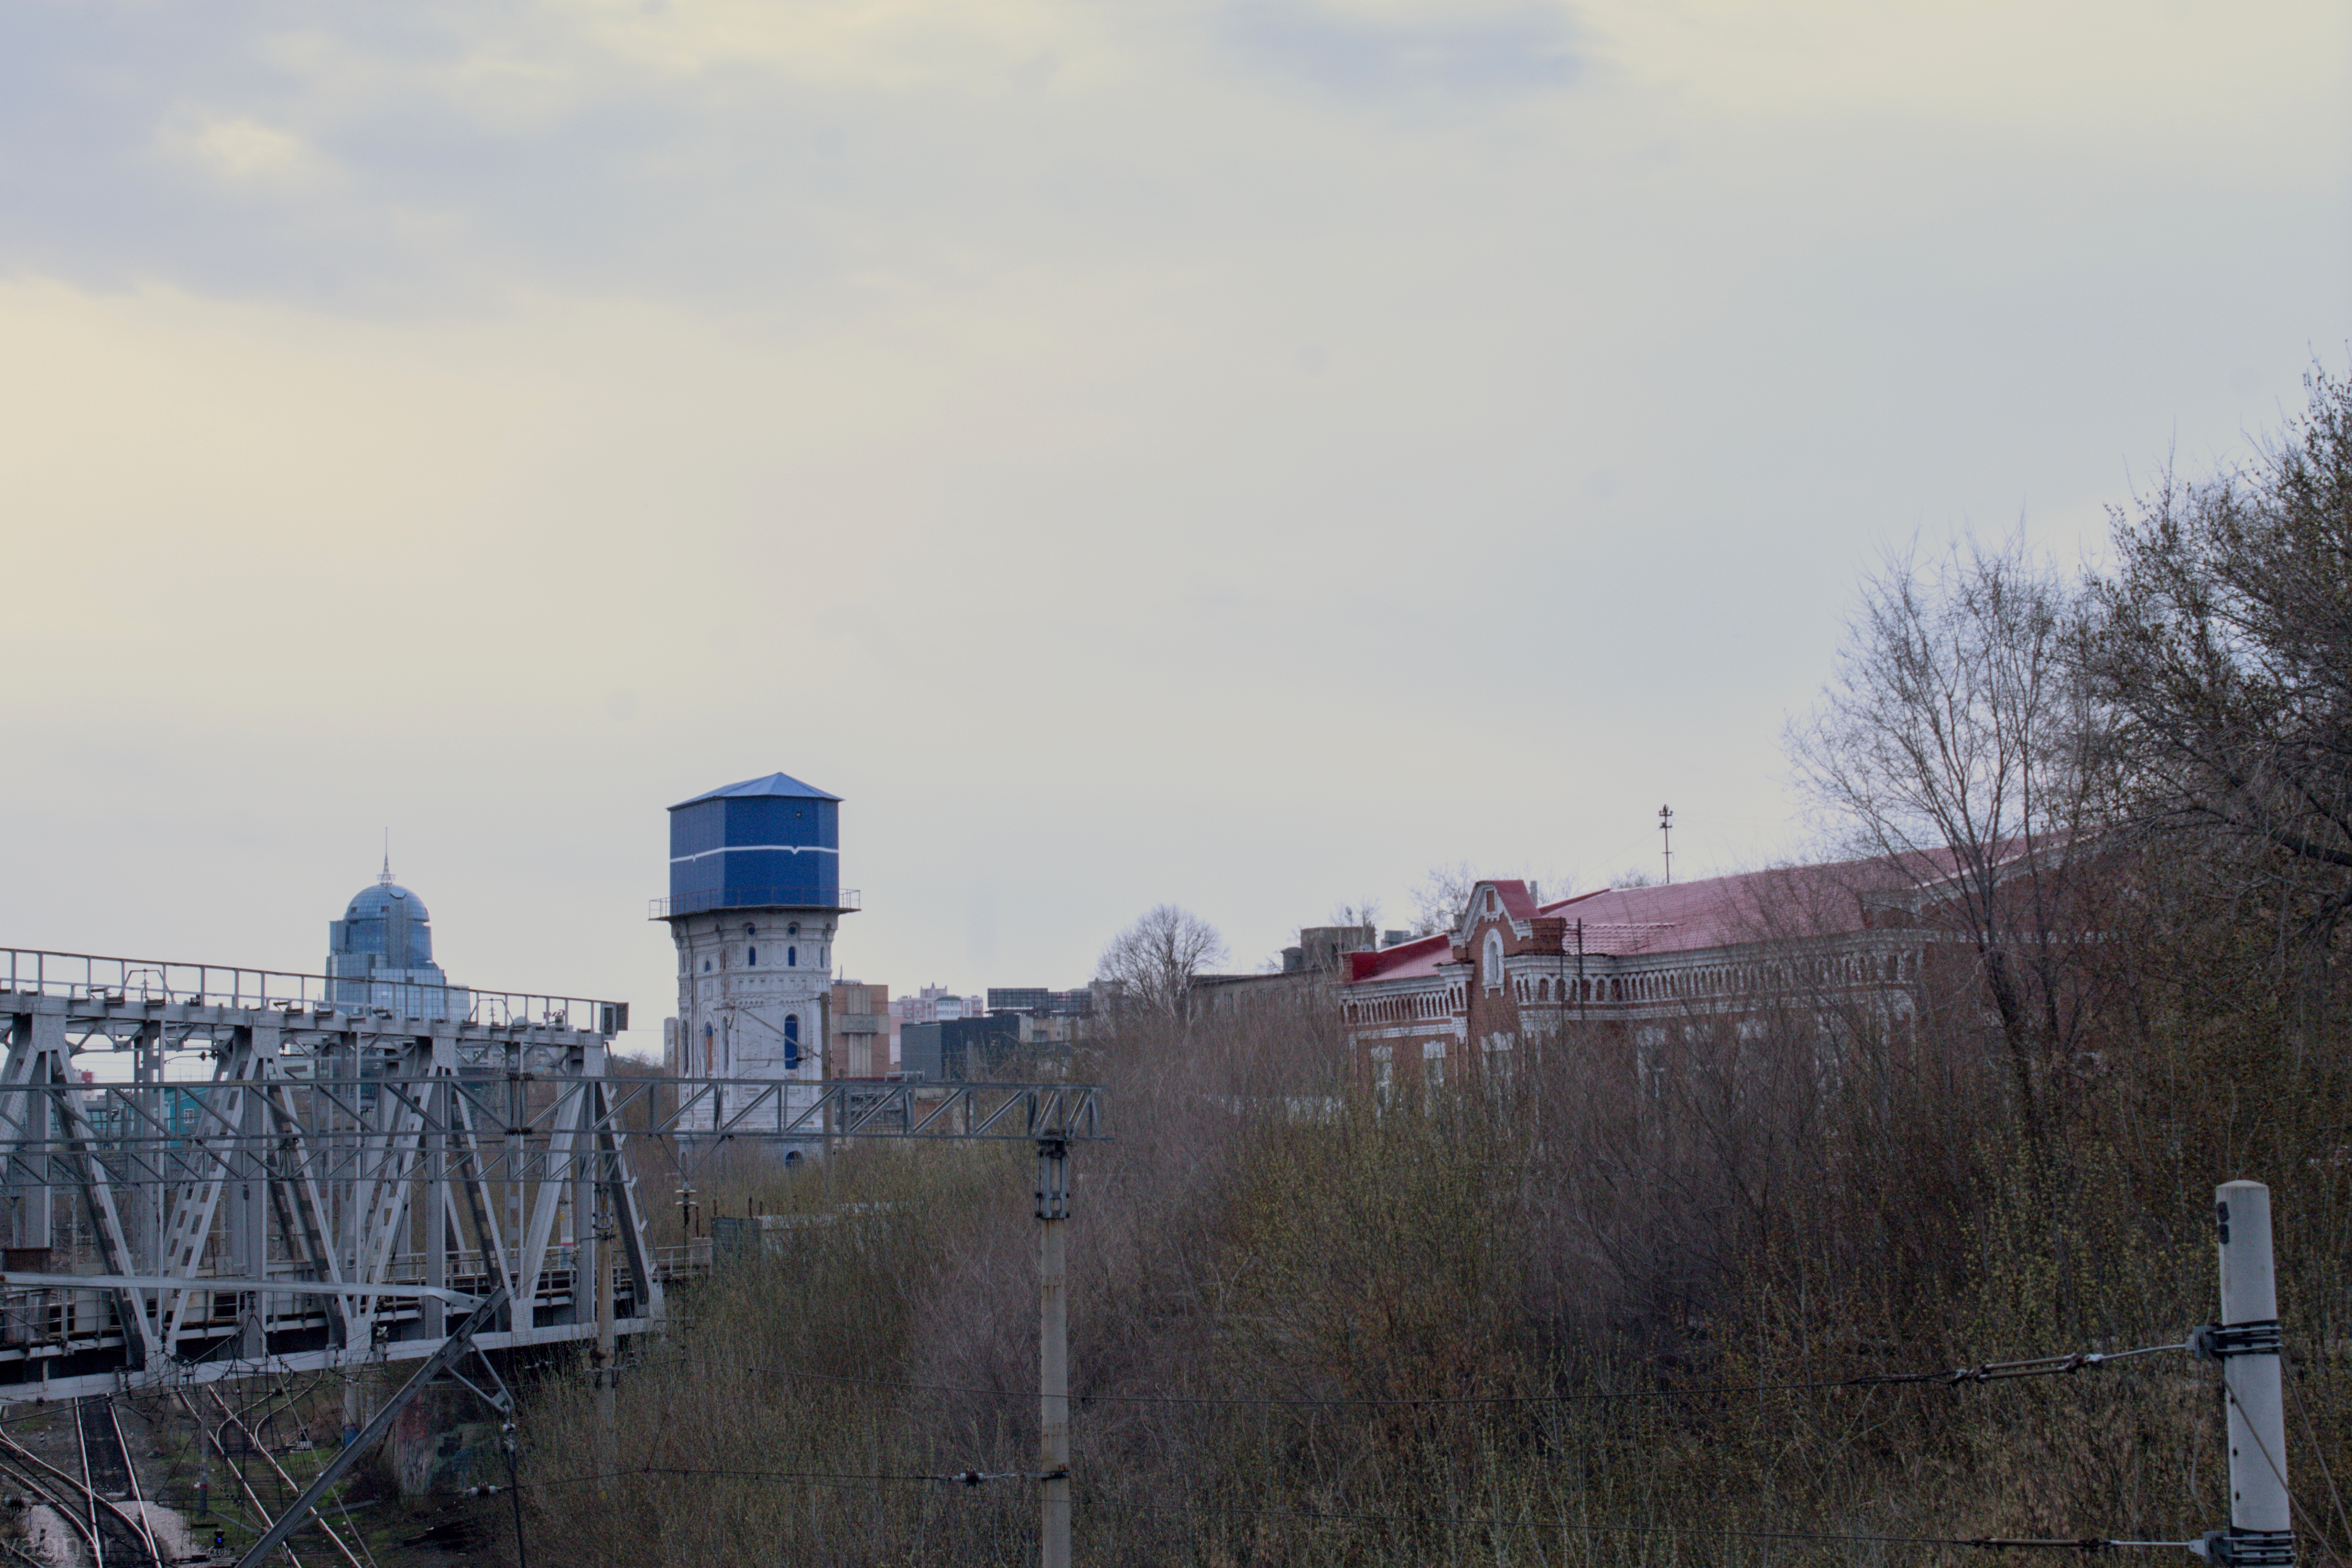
[2087,366,2352,1026]
[1787,533,2111,1150]
[1096,904,1227,1023]
[1408,862,1478,937]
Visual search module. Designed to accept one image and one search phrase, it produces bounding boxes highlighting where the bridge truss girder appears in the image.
[0,971,1106,1406]
[0,983,655,1404]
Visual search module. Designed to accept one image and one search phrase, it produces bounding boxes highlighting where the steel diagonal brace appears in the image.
[970,1091,1031,1137]
[715,1084,786,1138]
[908,1092,969,1137]
[840,1092,908,1137]
[43,1070,162,1369]
[232,1286,511,1568]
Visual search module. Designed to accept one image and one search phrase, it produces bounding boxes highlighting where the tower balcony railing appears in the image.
[650,888,862,921]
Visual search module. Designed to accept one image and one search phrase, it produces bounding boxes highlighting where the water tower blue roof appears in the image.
[671,772,841,809]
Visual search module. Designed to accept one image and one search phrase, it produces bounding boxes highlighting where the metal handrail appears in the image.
[0,946,624,1032]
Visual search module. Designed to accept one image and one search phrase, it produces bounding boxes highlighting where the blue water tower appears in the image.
[657,773,859,1118]
[665,772,844,916]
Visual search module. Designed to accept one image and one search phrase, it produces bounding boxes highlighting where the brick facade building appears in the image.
[1341,858,1970,1097]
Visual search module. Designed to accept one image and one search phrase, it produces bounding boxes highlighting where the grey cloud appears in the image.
[0,1,1593,312]
[1224,1,1580,97]
[0,2,930,308]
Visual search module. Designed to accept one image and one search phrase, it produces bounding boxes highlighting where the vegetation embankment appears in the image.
[515,368,2352,1566]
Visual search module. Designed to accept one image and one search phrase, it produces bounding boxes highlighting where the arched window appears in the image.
[784,1013,801,1070]
[787,946,797,966]
[747,947,757,965]
[1483,930,1505,990]
[702,960,711,973]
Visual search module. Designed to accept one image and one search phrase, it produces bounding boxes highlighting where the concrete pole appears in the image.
[1037,1137,1070,1568]
[2214,1180,2293,1564]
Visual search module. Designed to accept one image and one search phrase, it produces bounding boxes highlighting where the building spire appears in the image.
[381,830,394,888]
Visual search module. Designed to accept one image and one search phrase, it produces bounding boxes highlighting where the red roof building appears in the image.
[1340,857,1968,1098]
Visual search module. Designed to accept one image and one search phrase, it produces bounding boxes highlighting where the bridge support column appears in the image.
[234,1026,277,1361]
[424,1035,451,1343]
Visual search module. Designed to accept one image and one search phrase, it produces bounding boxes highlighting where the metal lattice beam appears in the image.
[0,946,1106,1407]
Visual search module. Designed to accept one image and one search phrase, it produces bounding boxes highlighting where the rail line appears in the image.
[87,1396,164,1567]
[205,1385,369,1568]
[0,1410,160,1567]
[181,1390,308,1568]
[0,1442,100,1565]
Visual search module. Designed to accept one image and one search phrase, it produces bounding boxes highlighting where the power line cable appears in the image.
[481,1464,2199,1554]
[665,1338,2194,1412]
[487,1463,1042,1492]
[1082,1493,2201,1551]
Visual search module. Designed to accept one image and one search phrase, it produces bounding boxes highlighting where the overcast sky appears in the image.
[2,0,2346,1057]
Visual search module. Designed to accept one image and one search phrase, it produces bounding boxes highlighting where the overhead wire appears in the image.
[1104,1496,2203,1552]
[665,1338,2199,1412]
[482,1463,2197,1553]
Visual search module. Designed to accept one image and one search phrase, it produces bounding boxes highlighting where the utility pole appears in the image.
[1659,804,1674,885]
[1037,1136,1070,1568]
[2195,1180,2293,1566]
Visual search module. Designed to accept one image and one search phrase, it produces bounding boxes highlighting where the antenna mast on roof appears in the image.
[382,830,395,888]
[1659,804,1674,885]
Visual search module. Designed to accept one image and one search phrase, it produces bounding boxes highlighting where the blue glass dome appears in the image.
[331,868,436,968]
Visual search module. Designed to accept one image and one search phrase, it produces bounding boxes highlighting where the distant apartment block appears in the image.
[899,1014,1022,1083]
[984,987,1095,1017]
[890,986,984,1026]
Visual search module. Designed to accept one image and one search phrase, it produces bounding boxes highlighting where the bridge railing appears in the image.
[0,946,626,1035]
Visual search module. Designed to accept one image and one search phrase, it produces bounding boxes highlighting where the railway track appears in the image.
[0,1402,162,1567]
[82,1396,164,1567]
[203,1386,368,1568]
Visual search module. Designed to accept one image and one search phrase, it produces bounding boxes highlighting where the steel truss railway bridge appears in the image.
[0,945,1104,1407]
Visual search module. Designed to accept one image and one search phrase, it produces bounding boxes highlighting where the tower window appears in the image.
[747,948,756,965]
[787,922,800,937]
[784,1014,801,1069]
[745,923,756,937]
[787,946,797,967]
[703,960,711,973]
